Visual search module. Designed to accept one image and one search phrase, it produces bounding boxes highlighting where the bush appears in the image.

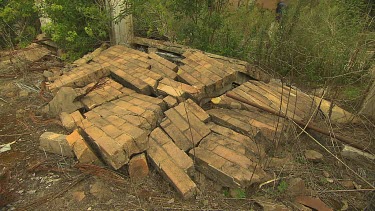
[41,0,111,60]
[130,0,373,88]
[0,0,40,48]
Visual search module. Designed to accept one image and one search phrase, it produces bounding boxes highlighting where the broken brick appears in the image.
[128,153,149,180]
[39,132,74,157]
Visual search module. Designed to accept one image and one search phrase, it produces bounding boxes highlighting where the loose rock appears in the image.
[305,150,323,162]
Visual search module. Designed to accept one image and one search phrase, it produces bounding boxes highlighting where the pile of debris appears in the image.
[38,44,363,201]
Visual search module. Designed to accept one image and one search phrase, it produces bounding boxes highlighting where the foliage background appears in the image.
[0,0,40,48]
[40,0,111,60]
[130,0,374,108]
[0,0,374,107]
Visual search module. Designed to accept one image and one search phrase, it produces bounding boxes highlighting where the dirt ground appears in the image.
[1,61,374,210]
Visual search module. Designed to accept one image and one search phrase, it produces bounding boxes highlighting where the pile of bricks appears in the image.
[39,44,304,199]
[178,50,237,98]
[213,80,317,121]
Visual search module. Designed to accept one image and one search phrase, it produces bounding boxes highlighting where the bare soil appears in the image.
[1,64,374,210]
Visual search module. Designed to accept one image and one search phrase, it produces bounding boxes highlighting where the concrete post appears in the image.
[108,0,134,46]
[360,65,375,119]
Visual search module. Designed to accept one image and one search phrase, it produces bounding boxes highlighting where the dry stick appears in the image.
[295,88,327,140]
[17,174,89,210]
[0,133,29,137]
[226,92,370,153]
[226,92,375,189]
[318,189,375,193]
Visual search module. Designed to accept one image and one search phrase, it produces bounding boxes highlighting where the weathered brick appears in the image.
[148,153,197,199]
[208,123,264,157]
[60,112,75,132]
[66,130,100,164]
[149,53,178,71]
[161,119,191,151]
[212,145,257,169]
[128,153,149,180]
[174,103,210,138]
[164,108,189,132]
[106,115,126,127]
[185,99,210,123]
[115,133,141,156]
[94,134,128,169]
[149,127,170,146]
[149,127,194,174]
[70,111,84,127]
[102,124,124,139]
[189,147,236,187]
[39,132,74,157]
[157,78,199,101]
[208,109,283,140]
[163,96,178,109]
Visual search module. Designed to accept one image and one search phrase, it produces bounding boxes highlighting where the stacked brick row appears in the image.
[80,78,135,110]
[47,63,110,94]
[190,123,268,188]
[148,128,196,199]
[156,78,200,102]
[78,92,164,169]
[160,99,211,151]
[178,50,237,97]
[207,108,285,141]
[215,81,317,122]
[47,45,179,96]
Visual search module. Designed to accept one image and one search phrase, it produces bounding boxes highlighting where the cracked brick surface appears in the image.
[47,45,181,95]
[161,100,210,151]
[147,127,197,198]
[78,92,164,169]
[178,50,237,98]
[190,123,268,188]
[214,80,317,121]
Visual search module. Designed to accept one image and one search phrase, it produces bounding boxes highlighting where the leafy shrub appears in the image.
[0,0,40,48]
[129,0,373,89]
[40,0,111,60]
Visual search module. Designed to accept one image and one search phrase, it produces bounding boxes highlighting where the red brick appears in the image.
[128,153,149,180]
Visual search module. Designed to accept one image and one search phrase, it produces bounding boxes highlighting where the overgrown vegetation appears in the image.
[0,0,40,48]
[40,0,111,60]
[1,0,374,96]
[130,0,374,91]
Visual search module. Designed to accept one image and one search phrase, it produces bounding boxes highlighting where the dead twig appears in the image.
[318,189,375,193]
[17,174,89,211]
[74,163,126,184]
[0,97,9,103]
[0,133,29,137]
